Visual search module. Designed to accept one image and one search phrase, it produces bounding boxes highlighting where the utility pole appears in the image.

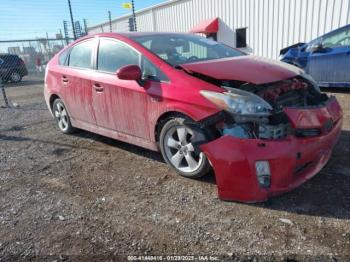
[59,29,65,46]
[131,0,137,32]
[46,32,51,52]
[63,20,69,45]
[83,19,88,35]
[1,78,9,108]
[67,0,77,40]
[108,11,112,32]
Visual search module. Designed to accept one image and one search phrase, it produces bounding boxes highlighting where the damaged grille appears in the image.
[189,72,330,141]
[274,90,306,109]
[294,128,321,138]
[256,78,311,112]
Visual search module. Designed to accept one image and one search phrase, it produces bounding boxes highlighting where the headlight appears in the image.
[200,88,272,116]
[300,72,321,93]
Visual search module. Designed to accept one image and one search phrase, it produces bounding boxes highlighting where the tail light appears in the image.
[44,64,49,85]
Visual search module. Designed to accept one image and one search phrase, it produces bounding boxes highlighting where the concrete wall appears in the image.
[88,0,350,59]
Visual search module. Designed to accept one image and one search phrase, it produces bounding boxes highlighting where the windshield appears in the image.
[131,34,244,66]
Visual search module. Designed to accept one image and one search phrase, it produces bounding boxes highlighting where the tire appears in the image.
[9,72,22,83]
[159,116,211,178]
[52,99,75,134]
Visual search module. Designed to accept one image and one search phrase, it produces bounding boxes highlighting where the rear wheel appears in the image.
[159,117,211,178]
[10,72,22,83]
[53,99,75,134]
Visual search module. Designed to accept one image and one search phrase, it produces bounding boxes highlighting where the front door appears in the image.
[307,26,350,87]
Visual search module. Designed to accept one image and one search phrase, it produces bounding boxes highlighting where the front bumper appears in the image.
[200,97,343,202]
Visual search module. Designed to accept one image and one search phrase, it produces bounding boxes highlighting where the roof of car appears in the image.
[92,32,192,38]
[0,53,19,56]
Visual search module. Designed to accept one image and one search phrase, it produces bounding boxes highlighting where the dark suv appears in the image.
[0,54,28,83]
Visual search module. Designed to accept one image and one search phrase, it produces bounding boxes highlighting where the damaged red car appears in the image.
[44,33,343,202]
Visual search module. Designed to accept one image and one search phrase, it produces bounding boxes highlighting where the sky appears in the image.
[0,0,165,40]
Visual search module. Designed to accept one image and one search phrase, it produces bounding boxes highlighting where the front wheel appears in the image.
[52,99,75,134]
[10,72,22,83]
[159,117,211,178]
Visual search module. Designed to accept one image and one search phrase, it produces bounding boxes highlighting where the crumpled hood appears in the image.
[181,55,304,84]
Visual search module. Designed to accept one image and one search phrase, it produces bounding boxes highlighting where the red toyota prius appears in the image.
[44,33,342,202]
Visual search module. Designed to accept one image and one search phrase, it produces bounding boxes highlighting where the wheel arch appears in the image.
[49,94,61,111]
[154,111,192,143]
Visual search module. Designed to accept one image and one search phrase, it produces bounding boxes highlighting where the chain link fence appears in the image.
[0,38,74,107]
[0,38,74,77]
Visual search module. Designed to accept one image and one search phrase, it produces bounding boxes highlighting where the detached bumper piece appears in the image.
[200,97,342,202]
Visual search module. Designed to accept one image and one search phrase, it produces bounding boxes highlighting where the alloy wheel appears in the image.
[10,72,21,82]
[54,101,69,132]
[163,125,204,173]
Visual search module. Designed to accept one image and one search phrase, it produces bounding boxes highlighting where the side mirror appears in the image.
[116,65,142,81]
[311,44,325,53]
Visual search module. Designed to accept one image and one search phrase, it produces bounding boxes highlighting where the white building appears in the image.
[88,0,350,59]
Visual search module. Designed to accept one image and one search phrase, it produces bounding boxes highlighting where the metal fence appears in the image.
[0,38,74,107]
[0,38,74,76]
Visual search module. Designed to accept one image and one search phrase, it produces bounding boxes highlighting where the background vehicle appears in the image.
[44,33,342,202]
[0,54,28,83]
[280,24,350,88]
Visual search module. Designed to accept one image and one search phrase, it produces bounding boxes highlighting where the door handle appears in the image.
[61,76,68,83]
[93,83,104,92]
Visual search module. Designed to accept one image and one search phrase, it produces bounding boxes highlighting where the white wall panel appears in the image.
[88,0,350,59]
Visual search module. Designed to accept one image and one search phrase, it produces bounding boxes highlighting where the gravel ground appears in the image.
[0,76,350,261]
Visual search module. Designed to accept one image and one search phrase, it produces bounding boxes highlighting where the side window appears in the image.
[306,38,322,52]
[97,39,139,73]
[58,49,69,66]
[68,40,94,69]
[141,57,168,82]
[322,28,350,48]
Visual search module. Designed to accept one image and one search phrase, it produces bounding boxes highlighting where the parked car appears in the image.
[280,24,350,88]
[0,54,28,83]
[44,33,342,202]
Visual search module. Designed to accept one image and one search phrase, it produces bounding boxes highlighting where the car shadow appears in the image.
[71,131,165,163]
[78,129,350,220]
[73,130,350,219]
[321,86,350,93]
[254,130,350,220]
[1,122,349,219]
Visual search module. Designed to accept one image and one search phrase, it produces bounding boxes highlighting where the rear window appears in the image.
[58,49,70,65]
[0,55,20,63]
[68,40,94,69]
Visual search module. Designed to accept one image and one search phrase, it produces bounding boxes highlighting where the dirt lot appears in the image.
[1,76,350,261]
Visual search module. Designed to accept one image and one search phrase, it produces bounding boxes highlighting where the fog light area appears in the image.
[255,161,271,188]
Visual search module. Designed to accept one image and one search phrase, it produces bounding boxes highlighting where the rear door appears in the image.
[63,39,97,126]
[307,26,350,87]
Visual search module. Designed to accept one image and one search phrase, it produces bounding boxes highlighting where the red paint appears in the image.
[190,17,219,34]
[45,33,343,202]
[201,98,342,202]
[45,33,221,149]
[117,65,142,81]
[182,56,304,84]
